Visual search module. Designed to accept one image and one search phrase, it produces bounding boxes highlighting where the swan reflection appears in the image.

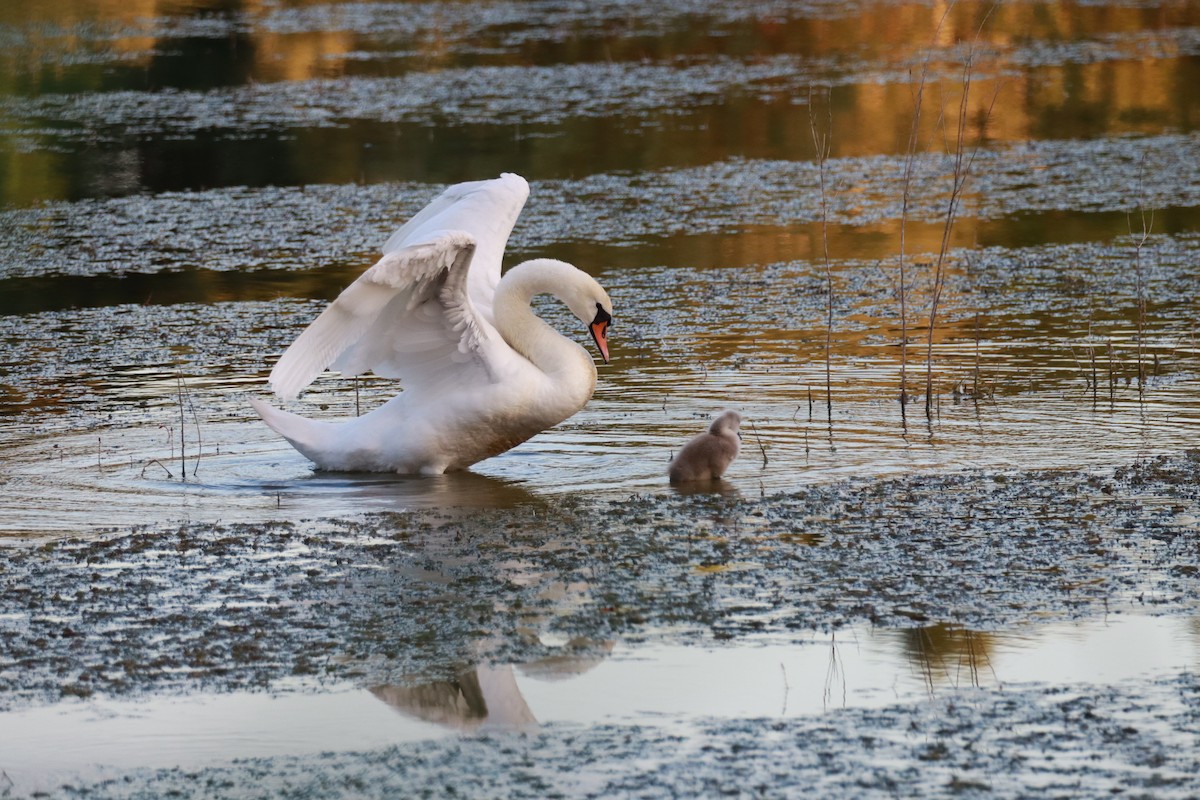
[262,468,543,513]
[372,665,536,731]
[372,640,613,731]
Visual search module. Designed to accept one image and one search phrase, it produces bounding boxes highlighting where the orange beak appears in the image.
[589,305,612,364]
[590,319,610,363]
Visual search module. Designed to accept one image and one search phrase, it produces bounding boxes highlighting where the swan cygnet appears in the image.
[251,173,614,475]
[668,410,742,483]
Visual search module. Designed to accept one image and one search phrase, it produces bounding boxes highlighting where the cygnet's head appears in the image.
[709,409,742,437]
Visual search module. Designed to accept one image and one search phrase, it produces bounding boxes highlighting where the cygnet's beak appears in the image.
[589,306,612,364]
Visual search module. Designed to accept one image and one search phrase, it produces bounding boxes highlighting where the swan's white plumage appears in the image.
[269,229,483,400]
[252,173,613,475]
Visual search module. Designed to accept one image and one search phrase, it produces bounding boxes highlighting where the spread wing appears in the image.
[268,229,497,401]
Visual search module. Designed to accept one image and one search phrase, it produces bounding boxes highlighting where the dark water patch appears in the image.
[5,134,1200,286]
[0,268,345,316]
[0,56,850,137]
[4,50,1197,155]
[5,0,1200,206]
[8,62,1200,203]
[5,0,1199,94]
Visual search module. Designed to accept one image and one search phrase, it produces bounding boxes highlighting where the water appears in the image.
[2,0,1199,793]
[3,614,1197,794]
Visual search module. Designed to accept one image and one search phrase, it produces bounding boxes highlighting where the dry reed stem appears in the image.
[898,6,949,418]
[808,84,834,424]
[1090,346,1098,409]
[749,420,769,467]
[779,663,790,716]
[176,373,187,479]
[924,31,1001,421]
[971,313,981,399]
[1129,203,1154,393]
[1107,339,1115,409]
[141,459,173,479]
[186,381,203,476]
[823,631,846,710]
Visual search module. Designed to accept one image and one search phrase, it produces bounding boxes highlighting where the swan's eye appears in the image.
[592,303,612,327]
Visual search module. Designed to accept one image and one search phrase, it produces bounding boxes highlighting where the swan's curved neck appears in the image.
[493,259,595,381]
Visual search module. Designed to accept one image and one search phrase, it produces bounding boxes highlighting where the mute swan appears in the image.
[668,410,742,483]
[251,173,613,475]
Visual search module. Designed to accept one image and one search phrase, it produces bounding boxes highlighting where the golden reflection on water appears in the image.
[900,624,998,690]
[1,0,1199,205]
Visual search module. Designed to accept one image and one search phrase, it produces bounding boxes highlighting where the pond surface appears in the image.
[4,613,1197,795]
[2,0,1200,796]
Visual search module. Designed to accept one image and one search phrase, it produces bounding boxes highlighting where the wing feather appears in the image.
[269,230,478,400]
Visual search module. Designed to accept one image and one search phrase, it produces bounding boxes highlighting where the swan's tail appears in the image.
[250,398,339,466]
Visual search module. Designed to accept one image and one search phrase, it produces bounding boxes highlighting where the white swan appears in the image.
[668,410,742,483]
[250,173,613,475]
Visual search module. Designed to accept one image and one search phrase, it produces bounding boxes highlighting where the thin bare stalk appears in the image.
[1089,346,1098,410]
[809,84,834,424]
[823,631,846,710]
[924,38,1000,420]
[176,373,187,480]
[186,381,203,476]
[141,459,174,479]
[1129,205,1154,394]
[973,312,981,399]
[749,421,768,467]
[898,8,948,419]
[1107,339,1115,409]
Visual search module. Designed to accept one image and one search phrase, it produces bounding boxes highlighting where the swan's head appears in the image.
[710,410,742,437]
[558,266,613,364]
[503,258,614,363]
